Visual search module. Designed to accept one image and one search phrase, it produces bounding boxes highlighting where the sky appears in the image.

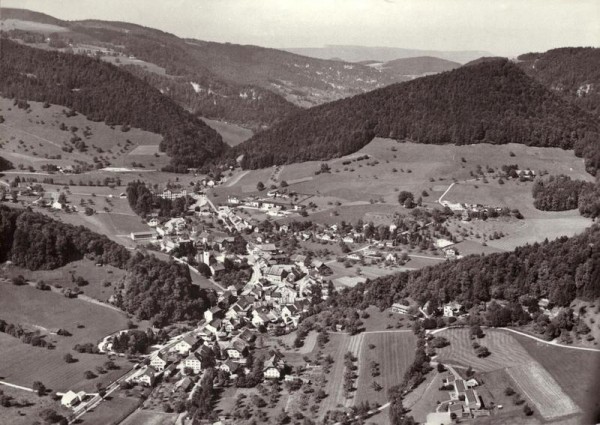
[3,0,599,56]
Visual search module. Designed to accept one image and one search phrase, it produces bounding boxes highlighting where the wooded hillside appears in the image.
[237,59,600,175]
[0,206,210,325]
[0,39,228,171]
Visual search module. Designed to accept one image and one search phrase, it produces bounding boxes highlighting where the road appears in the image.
[437,182,455,206]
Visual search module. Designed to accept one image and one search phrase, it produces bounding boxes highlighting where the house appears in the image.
[204,306,224,323]
[265,265,288,283]
[453,379,467,397]
[311,260,332,276]
[291,254,307,267]
[226,339,249,359]
[346,253,362,261]
[251,311,270,328]
[264,353,285,379]
[464,389,481,409]
[172,335,200,355]
[220,359,242,376]
[443,302,464,317]
[342,236,355,244]
[137,366,157,386]
[150,352,168,371]
[173,376,193,393]
[210,263,227,278]
[206,319,222,335]
[391,303,410,314]
[180,352,202,375]
[130,230,158,241]
[147,218,160,227]
[385,252,398,263]
[443,248,457,259]
[61,390,85,408]
[238,329,256,344]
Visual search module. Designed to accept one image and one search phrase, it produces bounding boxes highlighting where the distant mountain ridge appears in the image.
[236,59,600,175]
[378,56,460,76]
[285,45,492,64]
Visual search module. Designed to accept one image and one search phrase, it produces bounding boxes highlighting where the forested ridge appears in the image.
[334,224,600,310]
[0,39,228,170]
[236,59,600,174]
[0,206,210,325]
[517,47,600,118]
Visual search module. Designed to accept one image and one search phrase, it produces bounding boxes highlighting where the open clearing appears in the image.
[0,282,129,393]
[355,331,416,407]
[201,117,253,146]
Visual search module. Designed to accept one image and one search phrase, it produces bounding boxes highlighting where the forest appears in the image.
[0,206,211,325]
[236,59,600,175]
[517,47,600,118]
[332,224,600,311]
[0,156,13,172]
[532,175,600,218]
[0,39,228,170]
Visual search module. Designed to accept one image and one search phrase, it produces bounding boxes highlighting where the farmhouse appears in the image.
[391,303,410,314]
[464,389,482,409]
[136,366,157,386]
[443,302,464,317]
[61,390,86,408]
[150,351,168,371]
[172,335,200,355]
[130,230,158,241]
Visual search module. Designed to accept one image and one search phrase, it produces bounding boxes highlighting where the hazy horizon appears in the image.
[2,0,599,57]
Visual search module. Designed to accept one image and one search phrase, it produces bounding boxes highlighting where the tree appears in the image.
[256,181,265,191]
[63,353,76,363]
[523,404,534,416]
[280,180,288,188]
[32,381,46,396]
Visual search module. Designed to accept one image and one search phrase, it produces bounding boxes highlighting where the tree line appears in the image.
[0,156,12,172]
[236,59,600,175]
[332,223,600,312]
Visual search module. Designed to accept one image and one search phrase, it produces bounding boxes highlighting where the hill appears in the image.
[0,39,228,171]
[285,45,491,64]
[379,56,460,76]
[0,8,299,129]
[237,59,600,175]
[516,47,600,118]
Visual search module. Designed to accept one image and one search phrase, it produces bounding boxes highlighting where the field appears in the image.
[434,328,532,371]
[216,137,592,259]
[354,331,417,406]
[78,391,142,425]
[514,333,600,423]
[120,409,179,425]
[317,333,351,418]
[435,328,585,423]
[506,363,579,420]
[0,383,70,425]
[0,281,130,393]
[2,259,126,302]
[0,96,165,170]
[201,117,253,146]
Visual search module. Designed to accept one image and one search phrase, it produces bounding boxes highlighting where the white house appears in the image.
[443,302,464,317]
[61,390,85,408]
[171,335,199,355]
[181,352,203,374]
[150,352,168,371]
[391,303,410,314]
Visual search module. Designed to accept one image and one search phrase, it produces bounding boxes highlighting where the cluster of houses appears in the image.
[227,194,300,218]
[426,375,487,424]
